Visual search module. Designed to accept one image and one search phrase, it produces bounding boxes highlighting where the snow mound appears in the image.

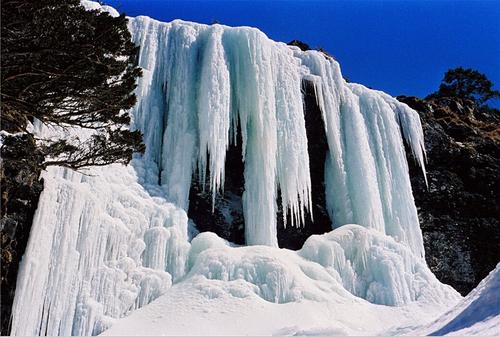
[299,225,455,306]
[185,226,457,306]
[102,227,460,336]
[412,263,500,336]
[186,232,350,303]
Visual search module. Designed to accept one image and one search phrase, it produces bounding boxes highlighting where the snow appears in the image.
[299,225,453,306]
[81,0,119,17]
[408,263,500,336]
[10,1,486,336]
[101,226,460,336]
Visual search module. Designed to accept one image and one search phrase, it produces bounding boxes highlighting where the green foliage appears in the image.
[433,67,500,106]
[1,0,144,169]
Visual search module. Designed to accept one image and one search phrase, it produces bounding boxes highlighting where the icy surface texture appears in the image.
[299,225,448,305]
[186,232,349,303]
[101,226,461,336]
[10,163,190,336]
[128,17,426,251]
[296,51,426,256]
[187,225,456,306]
[129,18,312,246]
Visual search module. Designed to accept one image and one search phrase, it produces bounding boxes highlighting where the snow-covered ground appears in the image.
[102,260,500,336]
[409,263,500,336]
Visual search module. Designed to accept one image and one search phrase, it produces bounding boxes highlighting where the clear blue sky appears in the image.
[105,0,500,103]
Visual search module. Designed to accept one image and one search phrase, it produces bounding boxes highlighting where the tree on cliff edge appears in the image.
[432,67,500,107]
[1,0,145,169]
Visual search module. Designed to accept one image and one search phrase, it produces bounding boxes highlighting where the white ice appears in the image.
[10,126,190,336]
[129,17,314,246]
[129,15,426,252]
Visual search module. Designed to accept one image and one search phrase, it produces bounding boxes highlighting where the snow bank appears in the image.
[185,225,458,306]
[411,263,500,336]
[186,232,350,304]
[299,225,455,306]
[102,227,460,336]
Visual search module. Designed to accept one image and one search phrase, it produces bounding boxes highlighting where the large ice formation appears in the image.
[10,151,190,336]
[10,2,463,336]
[129,15,426,253]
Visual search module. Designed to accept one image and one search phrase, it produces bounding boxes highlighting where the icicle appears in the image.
[296,51,425,257]
[129,18,429,250]
[197,25,231,204]
[273,44,312,228]
[224,28,280,246]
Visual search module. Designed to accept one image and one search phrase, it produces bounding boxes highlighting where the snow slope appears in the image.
[409,263,500,336]
[9,1,476,336]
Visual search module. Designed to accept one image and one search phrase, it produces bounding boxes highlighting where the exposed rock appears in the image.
[288,40,311,51]
[188,131,246,245]
[398,95,500,295]
[0,133,44,335]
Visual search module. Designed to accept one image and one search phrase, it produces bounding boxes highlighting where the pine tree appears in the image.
[1,0,144,169]
[434,67,500,107]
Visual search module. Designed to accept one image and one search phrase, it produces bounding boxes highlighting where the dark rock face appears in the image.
[188,131,246,245]
[1,134,44,335]
[398,96,500,295]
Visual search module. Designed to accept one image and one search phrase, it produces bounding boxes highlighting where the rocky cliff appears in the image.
[398,96,500,295]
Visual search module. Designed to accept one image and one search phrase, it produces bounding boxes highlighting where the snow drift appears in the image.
[10,2,469,336]
[411,263,500,336]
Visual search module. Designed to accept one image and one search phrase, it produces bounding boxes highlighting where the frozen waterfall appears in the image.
[10,5,434,336]
[129,16,426,252]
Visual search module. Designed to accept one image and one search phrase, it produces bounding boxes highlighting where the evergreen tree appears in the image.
[433,67,500,107]
[1,0,144,169]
